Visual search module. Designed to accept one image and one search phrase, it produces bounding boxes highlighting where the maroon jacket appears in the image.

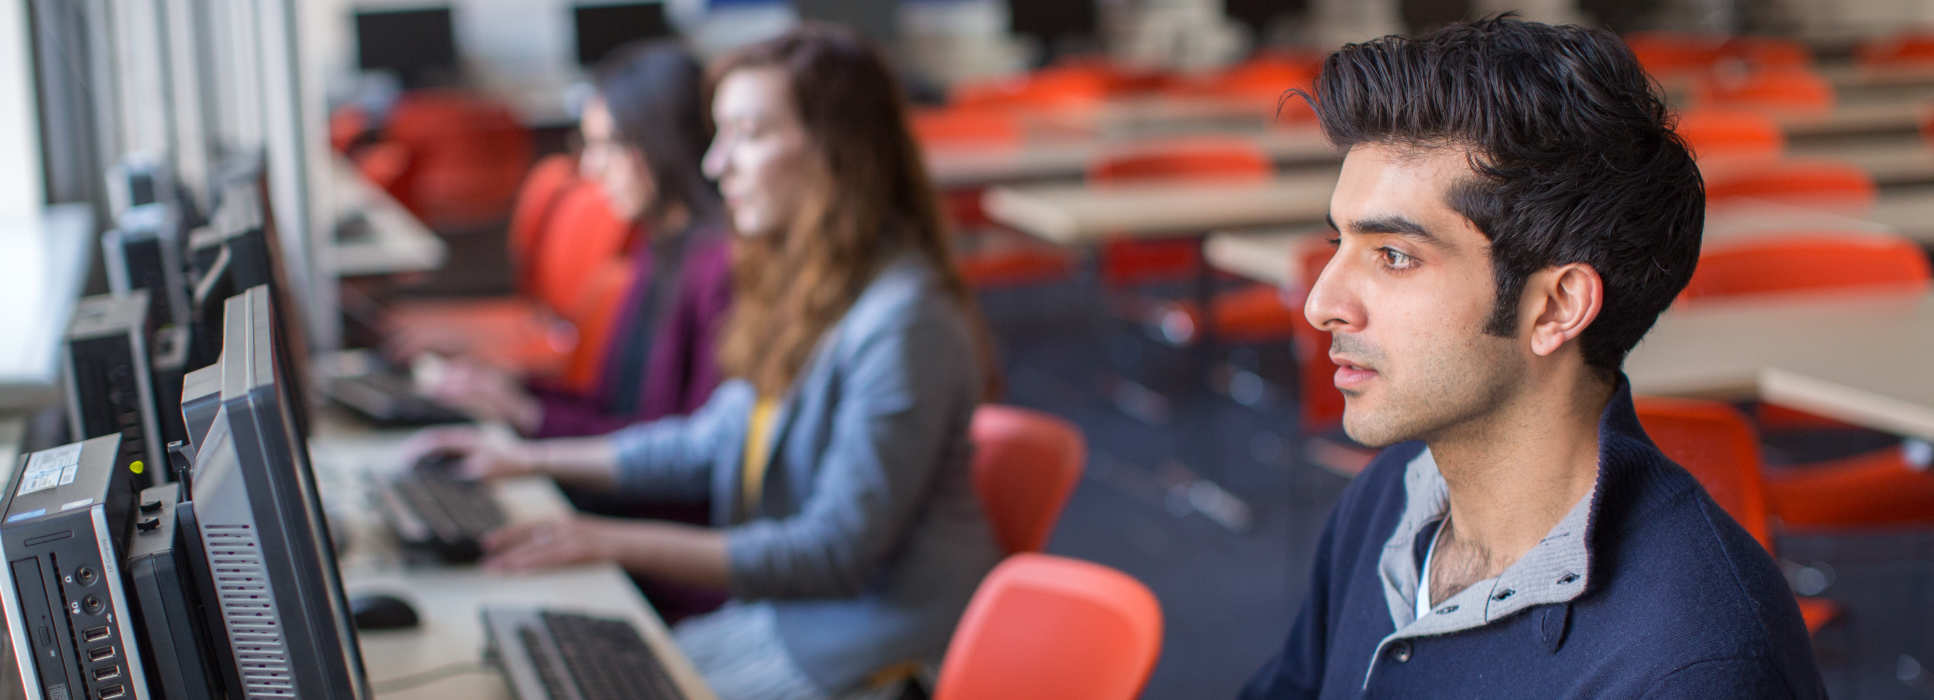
[528,225,733,438]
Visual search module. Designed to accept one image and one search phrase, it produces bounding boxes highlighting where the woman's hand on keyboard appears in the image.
[480,515,617,572]
[398,427,541,481]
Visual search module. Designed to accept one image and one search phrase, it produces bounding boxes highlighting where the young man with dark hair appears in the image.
[1242,16,1825,698]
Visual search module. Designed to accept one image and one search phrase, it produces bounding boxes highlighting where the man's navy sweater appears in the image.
[1242,381,1826,698]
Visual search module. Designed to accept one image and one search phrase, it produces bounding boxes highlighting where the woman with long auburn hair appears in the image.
[403,24,1003,699]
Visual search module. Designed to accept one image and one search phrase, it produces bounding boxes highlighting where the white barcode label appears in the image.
[16,443,85,497]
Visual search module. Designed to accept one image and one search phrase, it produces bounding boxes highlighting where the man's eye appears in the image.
[1380,248,1416,270]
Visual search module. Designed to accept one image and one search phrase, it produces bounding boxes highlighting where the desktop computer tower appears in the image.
[0,434,154,700]
[124,482,223,700]
[62,292,165,490]
[103,204,195,453]
[102,204,191,336]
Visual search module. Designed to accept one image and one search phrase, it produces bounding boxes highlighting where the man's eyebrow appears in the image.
[1326,213,1445,247]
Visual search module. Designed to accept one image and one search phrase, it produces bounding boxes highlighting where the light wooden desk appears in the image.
[928,126,1337,189]
[1783,99,1930,139]
[1761,364,1934,443]
[1866,189,1934,243]
[1793,137,1934,185]
[328,157,447,278]
[306,416,714,700]
[982,171,1336,244]
[1627,290,1934,405]
[1821,63,1934,92]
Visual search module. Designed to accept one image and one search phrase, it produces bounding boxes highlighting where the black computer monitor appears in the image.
[354,6,460,89]
[573,2,673,67]
[1008,0,1098,49]
[184,285,370,698]
[185,157,314,436]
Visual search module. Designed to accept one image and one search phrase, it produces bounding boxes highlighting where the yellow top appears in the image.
[741,398,779,511]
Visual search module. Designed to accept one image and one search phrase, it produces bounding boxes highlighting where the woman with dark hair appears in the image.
[415,41,733,439]
[404,24,1003,699]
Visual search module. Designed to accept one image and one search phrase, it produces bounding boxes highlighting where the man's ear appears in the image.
[1525,263,1604,357]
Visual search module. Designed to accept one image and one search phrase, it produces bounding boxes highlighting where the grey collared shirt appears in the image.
[1364,449,1598,688]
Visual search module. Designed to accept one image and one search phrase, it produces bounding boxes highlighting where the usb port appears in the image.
[98,683,125,699]
[82,626,110,643]
[86,646,114,662]
[92,665,119,681]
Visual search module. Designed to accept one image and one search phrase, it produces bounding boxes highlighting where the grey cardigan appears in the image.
[609,252,1002,692]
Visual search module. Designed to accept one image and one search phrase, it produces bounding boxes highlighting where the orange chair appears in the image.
[933,553,1163,700]
[554,259,637,393]
[1674,233,1934,532]
[1856,34,1934,69]
[1679,233,1931,302]
[508,155,581,289]
[528,182,640,312]
[1701,160,1876,213]
[382,90,535,228]
[969,405,1087,554]
[1674,108,1786,163]
[1290,243,1344,434]
[1695,67,1834,115]
[1720,37,1812,70]
[1172,56,1317,121]
[1089,140,1272,285]
[1625,32,1726,79]
[1633,397,1839,633]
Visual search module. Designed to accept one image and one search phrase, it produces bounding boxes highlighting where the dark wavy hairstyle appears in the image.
[1301,15,1704,377]
[592,41,722,226]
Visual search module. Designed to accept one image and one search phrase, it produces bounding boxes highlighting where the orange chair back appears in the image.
[1674,109,1785,162]
[1633,397,1774,551]
[1702,160,1876,212]
[1625,32,1725,79]
[969,406,1086,554]
[1696,68,1834,114]
[1175,57,1317,120]
[1291,243,1344,431]
[1090,140,1272,183]
[509,155,580,289]
[934,553,1162,700]
[1857,34,1934,69]
[913,108,1022,148]
[530,183,637,312]
[555,259,636,393]
[1681,233,1933,302]
[1721,37,1812,69]
[383,90,536,227]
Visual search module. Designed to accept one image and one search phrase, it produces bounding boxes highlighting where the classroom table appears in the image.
[328,156,448,278]
[981,171,1336,243]
[306,414,715,700]
[927,125,1337,189]
[1782,99,1931,140]
[1626,289,1934,405]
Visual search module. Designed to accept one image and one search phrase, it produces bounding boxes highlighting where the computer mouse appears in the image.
[351,592,421,630]
[411,450,466,477]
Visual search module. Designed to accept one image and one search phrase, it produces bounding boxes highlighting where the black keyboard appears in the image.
[482,608,687,700]
[327,371,471,427]
[374,471,508,563]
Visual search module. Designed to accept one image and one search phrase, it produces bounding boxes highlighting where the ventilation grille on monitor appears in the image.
[207,523,297,698]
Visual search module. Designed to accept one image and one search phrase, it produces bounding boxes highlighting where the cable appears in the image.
[371,660,494,696]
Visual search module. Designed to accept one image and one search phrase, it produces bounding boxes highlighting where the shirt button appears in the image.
[1387,641,1412,663]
